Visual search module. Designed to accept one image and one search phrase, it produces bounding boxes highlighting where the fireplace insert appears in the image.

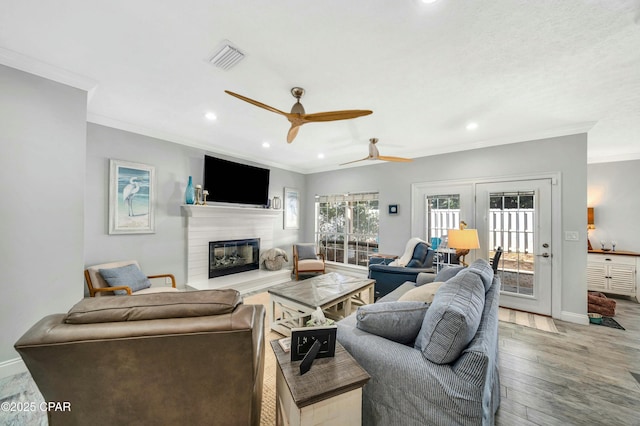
[209,238,260,278]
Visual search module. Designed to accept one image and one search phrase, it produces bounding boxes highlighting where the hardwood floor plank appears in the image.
[496,296,640,426]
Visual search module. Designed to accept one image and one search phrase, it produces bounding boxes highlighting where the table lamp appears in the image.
[587,207,595,250]
[447,229,480,267]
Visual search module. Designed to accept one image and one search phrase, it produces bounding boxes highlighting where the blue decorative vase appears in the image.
[185,176,195,205]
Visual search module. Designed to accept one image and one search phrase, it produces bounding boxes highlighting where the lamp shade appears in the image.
[447,229,480,250]
[587,207,595,230]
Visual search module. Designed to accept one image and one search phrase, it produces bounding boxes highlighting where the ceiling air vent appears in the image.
[208,42,245,71]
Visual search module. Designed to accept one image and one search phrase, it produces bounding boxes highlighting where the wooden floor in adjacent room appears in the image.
[495,296,640,426]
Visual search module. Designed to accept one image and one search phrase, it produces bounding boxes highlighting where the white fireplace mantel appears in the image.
[181,204,282,218]
[181,204,284,287]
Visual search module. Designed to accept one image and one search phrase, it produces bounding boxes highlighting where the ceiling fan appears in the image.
[340,138,413,165]
[225,87,372,143]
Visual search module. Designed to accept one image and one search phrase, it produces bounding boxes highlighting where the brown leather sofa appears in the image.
[15,289,265,426]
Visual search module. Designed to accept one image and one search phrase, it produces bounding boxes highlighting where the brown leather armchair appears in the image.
[15,290,265,426]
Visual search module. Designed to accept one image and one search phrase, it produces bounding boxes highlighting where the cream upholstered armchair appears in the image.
[293,243,325,280]
[84,260,178,296]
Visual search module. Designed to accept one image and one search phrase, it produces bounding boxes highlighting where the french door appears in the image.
[475,179,552,315]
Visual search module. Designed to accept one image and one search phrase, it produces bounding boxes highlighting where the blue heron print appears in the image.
[122,177,140,216]
[118,167,150,219]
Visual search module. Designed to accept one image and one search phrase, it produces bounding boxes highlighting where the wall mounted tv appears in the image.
[203,155,270,206]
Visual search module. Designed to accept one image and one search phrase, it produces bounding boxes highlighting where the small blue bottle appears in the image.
[185,176,195,204]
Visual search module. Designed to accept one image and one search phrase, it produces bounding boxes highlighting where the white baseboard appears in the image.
[0,357,27,379]
[560,310,589,325]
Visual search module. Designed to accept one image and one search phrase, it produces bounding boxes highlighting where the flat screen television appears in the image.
[203,155,270,206]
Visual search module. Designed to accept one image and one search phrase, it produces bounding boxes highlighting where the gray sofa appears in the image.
[337,259,501,425]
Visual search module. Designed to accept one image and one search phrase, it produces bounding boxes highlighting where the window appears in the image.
[315,193,379,267]
[489,191,535,254]
[426,194,460,246]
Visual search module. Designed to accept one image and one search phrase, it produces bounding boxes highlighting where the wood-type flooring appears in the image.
[495,296,640,426]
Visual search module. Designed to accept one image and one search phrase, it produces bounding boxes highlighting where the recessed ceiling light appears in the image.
[317,153,325,159]
[466,122,478,131]
[262,142,270,148]
[421,0,439,3]
[205,112,217,121]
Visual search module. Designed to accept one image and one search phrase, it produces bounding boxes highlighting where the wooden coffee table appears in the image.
[268,272,375,336]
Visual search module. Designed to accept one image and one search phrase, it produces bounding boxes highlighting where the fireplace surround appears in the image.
[209,238,260,278]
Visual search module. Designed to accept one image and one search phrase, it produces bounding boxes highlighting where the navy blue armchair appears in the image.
[368,242,435,299]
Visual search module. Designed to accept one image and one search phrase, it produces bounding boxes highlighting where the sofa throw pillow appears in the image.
[414,271,485,364]
[296,244,317,260]
[434,265,465,282]
[356,301,429,345]
[99,264,152,295]
[466,259,494,293]
[398,282,444,304]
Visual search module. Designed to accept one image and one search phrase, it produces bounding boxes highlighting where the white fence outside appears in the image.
[429,208,534,254]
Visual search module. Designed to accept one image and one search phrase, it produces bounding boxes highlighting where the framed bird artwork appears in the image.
[108,159,156,234]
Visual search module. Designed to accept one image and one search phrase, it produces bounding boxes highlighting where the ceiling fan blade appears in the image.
[287,125,301,143]
[225,90,287,116]
[303,110,373,122]
[378,155,413,162]
[339,156,370,166]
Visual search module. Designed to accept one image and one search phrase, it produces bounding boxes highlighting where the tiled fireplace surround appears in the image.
[181,205,290,293]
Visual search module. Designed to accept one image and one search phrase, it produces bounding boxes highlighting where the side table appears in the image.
[270,340,370,426]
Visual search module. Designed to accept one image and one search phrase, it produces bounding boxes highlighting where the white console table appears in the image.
[587,249,639,302]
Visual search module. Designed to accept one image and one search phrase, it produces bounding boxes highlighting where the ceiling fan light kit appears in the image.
[225,88,372,143]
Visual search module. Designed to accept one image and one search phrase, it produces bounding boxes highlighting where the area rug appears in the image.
[599,317,625,330]
[243,291,282,426]
[498,307,560,334]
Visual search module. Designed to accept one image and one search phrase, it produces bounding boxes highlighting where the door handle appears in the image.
[536,253,550,258]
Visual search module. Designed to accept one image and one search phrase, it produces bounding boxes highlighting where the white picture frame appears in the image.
[109,159,156,234]
[284,187,300,230]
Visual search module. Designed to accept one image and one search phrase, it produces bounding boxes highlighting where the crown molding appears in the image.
[588,152,640,164]
[0,46,98,98]
[87,113,306,174]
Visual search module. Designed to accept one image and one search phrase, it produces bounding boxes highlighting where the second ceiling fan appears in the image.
[340,138,413,165]
[225,87,372,143]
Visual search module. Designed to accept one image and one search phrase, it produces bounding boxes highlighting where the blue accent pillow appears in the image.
[356,301,429,345]
[296,244,317,260]
[414,270,485,364]
[434,265,465,282]
[99,264,151,295]
[466,259,494,292]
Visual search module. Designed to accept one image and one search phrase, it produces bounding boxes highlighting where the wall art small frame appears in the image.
[109,159,155,234]
[290,325,337,361]
[388,204,399,215]
[284,187,300,230]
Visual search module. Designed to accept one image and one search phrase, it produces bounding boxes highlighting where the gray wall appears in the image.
[85,123,305,288]
[0,65,87,366]
[587,159,640,253]
[305,134,588,320]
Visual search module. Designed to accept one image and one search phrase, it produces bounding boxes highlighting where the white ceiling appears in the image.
[2,0,639,173]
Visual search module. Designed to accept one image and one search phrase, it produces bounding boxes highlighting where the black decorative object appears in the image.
[290,325,337,362]
[299,340,322,375]
[600,317,625,330]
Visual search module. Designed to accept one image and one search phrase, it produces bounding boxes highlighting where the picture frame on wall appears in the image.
[109,159,155,234]
[283,187,300,230]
